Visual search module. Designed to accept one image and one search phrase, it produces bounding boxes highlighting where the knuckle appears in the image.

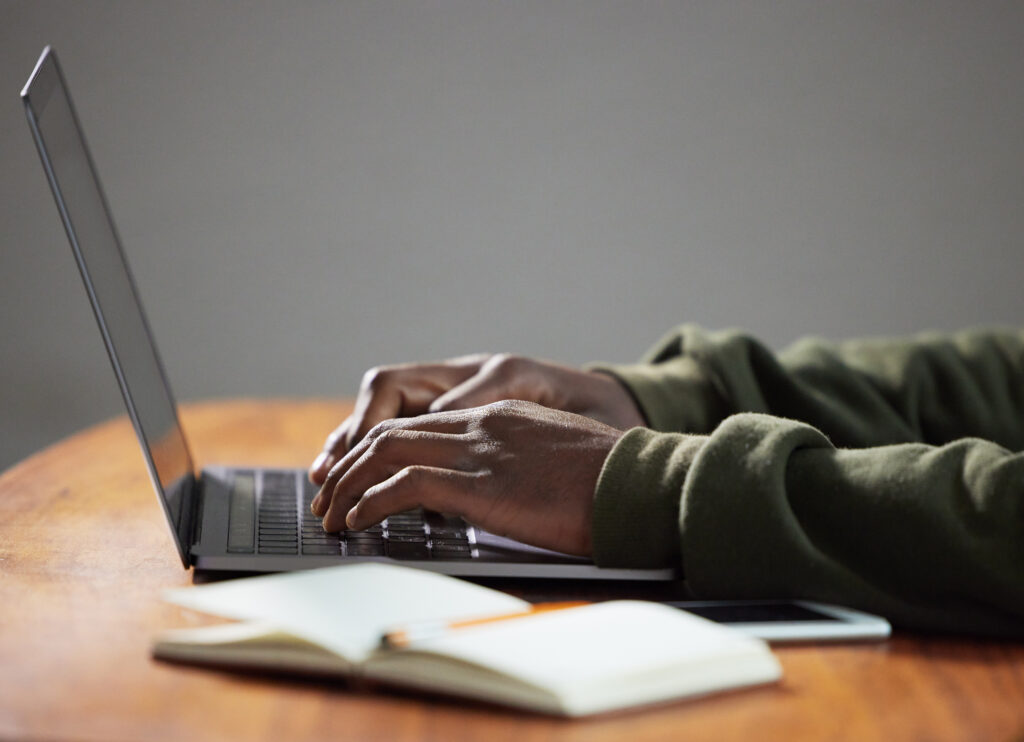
[360,365,394,392]
[470,400,520,433]
[395,465,429,486]
[427,397,452,413]
[366,417,399,438]
[485,353,524,376]
[325,459,345,481]
[366,424,399,450]
[484,398,527,416]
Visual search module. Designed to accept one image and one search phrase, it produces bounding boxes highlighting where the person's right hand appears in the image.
[309,354,645,485]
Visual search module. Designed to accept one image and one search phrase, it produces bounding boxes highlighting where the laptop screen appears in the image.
[23,48,195,566]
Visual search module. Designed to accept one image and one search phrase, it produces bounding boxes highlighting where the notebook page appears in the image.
[389,600,781,715]
[163,563,530,662]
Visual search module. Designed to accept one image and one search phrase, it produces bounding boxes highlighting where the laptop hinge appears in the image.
[185,472,203,558]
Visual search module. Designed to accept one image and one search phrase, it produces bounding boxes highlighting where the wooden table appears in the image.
[3,399,1024,742]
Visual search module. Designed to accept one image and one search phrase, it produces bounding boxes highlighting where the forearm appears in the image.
[594,325,1024,448]
[592,417,1024,636]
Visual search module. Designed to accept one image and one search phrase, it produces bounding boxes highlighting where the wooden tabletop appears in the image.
[2,398,1024,742]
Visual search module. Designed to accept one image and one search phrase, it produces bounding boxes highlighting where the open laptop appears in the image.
[22,47,674,580]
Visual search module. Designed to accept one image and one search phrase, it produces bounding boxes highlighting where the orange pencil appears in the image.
[381,601,590,649]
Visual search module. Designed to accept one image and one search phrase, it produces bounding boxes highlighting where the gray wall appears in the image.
[2,1,1022,471]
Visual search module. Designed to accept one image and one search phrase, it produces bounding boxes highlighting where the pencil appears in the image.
[380,601,590,649]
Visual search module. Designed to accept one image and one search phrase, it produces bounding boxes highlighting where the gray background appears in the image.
[2,0,1022,472]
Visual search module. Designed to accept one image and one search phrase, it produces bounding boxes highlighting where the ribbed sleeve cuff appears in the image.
[591,427,706,569]
[588,357,729,434]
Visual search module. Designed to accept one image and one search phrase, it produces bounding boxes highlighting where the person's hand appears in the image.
[310,400,625,556]
[309,354,644,485]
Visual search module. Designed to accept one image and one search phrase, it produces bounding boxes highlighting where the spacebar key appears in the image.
[227,474,256,553]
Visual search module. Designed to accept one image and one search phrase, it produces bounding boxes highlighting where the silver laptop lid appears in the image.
[22,47,196,567]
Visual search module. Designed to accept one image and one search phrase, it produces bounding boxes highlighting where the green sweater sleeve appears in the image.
[594,324,1024,449]
[591,327,1024,636]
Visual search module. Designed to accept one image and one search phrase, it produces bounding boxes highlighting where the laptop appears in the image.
[22,47,675,580]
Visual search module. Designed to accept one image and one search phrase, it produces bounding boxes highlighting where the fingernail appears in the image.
[345,508,359,530]
[312,452,328,472]
[311,494,324,516]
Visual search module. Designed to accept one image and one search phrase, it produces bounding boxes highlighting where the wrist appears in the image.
[584,370,648,429]
[588,358,728,434]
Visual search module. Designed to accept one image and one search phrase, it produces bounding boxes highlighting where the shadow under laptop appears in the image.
[192,568,693,604]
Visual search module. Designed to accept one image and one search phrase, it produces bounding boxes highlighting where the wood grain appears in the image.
[2,399,1023,742]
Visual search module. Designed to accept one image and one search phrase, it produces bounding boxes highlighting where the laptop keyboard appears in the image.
[227,470,474,559]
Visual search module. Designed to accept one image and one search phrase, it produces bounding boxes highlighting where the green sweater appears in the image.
[591,326,1024,636]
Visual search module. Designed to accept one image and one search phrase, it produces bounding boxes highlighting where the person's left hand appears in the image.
[310,400,625,556]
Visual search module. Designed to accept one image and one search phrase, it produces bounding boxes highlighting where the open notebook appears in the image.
[154,564,782,716]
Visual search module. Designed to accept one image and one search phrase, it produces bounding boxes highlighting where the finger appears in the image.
[309,419,354,484]
[318,425,469,530]
[344,382,403,453]
[345,466,478,530]
[429,354,540,412]
[309,357,488,483]
[313,408,478,517]
[325,414,470,498]
[344,357,491,451]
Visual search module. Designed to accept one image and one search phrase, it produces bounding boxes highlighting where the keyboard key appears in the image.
[388,532,426,543]
[385,512,423,526]
[387,542,430,560]
[227,474,256,553]
[386,524,427,534]
[345,531,384,542]
[346,542,385,557]
[432,541,471,553]
[262,471,296,491]
[302,545,341,555]
[429,525,468,539]
[259,542,298,551]
[430,542,472,559]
